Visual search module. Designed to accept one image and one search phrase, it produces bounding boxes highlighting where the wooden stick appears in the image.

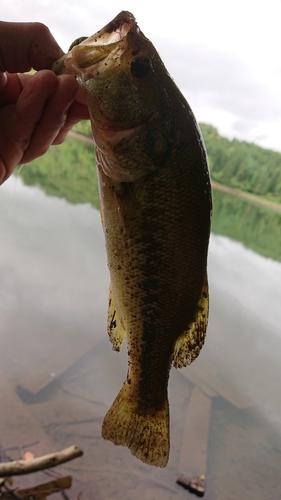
[0,445,83,477]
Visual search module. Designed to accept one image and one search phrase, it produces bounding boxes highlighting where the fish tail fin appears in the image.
[101,382,169,468]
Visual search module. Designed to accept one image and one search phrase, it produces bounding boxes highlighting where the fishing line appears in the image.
[0,164,25,216]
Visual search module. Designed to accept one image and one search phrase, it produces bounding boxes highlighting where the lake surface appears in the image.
[1,176,281,499]
[212,188,281,262]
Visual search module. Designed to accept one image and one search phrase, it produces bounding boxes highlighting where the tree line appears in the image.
[16,121,281,210]
[17,130,99,208]
[200,123,281,203]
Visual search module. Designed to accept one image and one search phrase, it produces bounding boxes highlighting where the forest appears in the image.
[200,123,281,203]
[15,120,281,262]
[17,120,281,208]
[17,124,99,208]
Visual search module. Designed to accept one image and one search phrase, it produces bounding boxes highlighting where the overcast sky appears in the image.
[2,0,281,152]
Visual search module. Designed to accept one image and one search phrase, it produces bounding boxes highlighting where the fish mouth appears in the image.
[53,11,137,82]
[52,11,143,131]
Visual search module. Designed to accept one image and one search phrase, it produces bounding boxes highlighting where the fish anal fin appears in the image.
[173,274,209,368]
[107,285,126,351]
[102,382,169,467]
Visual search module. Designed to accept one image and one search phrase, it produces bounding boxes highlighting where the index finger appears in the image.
[0,21,64,73]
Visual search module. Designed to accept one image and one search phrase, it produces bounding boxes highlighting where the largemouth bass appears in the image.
[53,11,212,468]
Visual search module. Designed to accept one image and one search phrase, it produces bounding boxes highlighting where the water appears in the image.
[212,188,281,262]
[1,176,281,499]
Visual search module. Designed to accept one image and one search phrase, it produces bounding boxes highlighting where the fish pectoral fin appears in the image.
[102,382,169,468]
[173,274,209,368]
[107,284,126,351]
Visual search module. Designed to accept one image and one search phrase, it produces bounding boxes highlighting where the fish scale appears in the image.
[53,10,212,467]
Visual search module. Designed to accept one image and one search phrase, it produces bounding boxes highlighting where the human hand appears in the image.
[0,21,90,184]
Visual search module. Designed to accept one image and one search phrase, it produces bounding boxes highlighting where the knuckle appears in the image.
[31,22,52,39]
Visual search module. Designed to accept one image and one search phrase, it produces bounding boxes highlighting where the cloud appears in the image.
[158,40,281,124]
[151,38,281,150]
[2,1,280,151]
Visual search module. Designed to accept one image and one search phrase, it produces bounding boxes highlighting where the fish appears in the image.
[53,11,212,468]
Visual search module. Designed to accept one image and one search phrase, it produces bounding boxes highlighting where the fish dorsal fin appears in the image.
[107,284,126,351]
[173,274,209,368]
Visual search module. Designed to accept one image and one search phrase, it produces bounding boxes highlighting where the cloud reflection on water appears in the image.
[1,177,281,409]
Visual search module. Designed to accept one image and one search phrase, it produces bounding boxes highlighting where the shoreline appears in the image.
[68,130,281,214]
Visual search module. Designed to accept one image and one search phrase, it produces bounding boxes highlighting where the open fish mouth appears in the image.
[53,12,147,134]
[53,11,137,83]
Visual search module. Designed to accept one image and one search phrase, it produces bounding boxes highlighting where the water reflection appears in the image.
[1,176,281,499]
[208,235,281,427]
[212,188,281,262]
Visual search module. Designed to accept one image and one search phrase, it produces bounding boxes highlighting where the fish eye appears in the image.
[130,57,151,78]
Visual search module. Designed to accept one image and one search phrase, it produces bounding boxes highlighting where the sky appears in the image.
[1,0,281,152]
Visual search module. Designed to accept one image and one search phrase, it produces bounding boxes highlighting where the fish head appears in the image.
[53,12,174,182]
